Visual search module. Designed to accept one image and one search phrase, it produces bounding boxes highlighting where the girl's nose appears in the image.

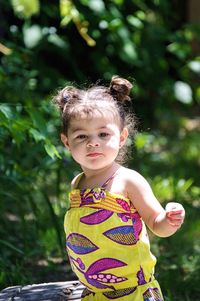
[87,137,100,147]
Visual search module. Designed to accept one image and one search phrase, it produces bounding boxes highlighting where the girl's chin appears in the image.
[81,162,117,173]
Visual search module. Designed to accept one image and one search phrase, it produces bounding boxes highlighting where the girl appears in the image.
[53,76,185,301]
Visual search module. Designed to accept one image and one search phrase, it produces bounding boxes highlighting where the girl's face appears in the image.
[61,114,128,172]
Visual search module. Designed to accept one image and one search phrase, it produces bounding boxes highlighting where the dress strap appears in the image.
[101,169,119,189]
[72,170,119,190]
[71,172,84,189]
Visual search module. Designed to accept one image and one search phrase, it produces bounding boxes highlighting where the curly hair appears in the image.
[53,75,137,163]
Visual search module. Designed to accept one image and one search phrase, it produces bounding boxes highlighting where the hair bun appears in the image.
[53,87,80,113]
[110,75,133,103]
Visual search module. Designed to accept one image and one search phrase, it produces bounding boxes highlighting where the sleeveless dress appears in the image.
[64,172,164,301]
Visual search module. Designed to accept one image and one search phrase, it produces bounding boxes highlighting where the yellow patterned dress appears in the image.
[64,173,164,300]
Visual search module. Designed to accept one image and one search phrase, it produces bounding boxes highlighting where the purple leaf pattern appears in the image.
[103,224,141,245]
[86,258,127,275]
[69,256,85,270]
[67,187,159,297]
[85,258,127,289]
[131,212,142,240]
[143,288,163,301]
[80,209,113,225]
[70,256,128,290]
[103,286,137,299]
[66,233,99,254]
[137,266,147,285]
[117,213,131,222]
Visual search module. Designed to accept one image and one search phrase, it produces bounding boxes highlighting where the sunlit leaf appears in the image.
[196,87,200,102]
[127,15,143,29]
[0,104,13,119]
[135,10,146,20]
[174,81,193,104]
[60,0,96,46]
[60,0,74,17]
[88,0,105,13]
[188,61,200,74]
[28,110,47,134]
[44,142,61,159]
[112,0,124,5]
[60,0,79,25]
[176,178,193,193]
[29,128,45,142]
[109,18,123,29]
[11,0,40,19]
[23,25,43,48]
[48,34,68,48]
[167,42,190,59]
[123,42,137,60]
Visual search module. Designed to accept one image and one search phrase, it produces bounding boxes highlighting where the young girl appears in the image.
[53,76,185,301]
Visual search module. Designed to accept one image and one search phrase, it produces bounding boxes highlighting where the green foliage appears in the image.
[0,0,200,299]
[11,0,40,19]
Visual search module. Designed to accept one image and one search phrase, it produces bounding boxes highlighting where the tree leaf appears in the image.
[11,0,40,19]
[174,81,193,104]
[23,24,43,48]
[44,142,61,159]
[29,128,45,142]
[0,104,13,119]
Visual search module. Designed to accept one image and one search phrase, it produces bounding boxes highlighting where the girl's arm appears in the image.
[126,169,185,237]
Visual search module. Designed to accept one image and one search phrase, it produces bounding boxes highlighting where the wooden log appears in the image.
[0,280,85,301]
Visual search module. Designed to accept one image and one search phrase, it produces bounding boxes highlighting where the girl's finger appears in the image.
[167,210,182,215]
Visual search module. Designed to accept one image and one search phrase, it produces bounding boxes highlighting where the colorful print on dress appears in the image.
[137,266,147,285]
[117,213,132,222]
[116,198,131,212]
[80,209,113,225]
[103,286,137,299]
[132,212,142,236]
[70,256,128,290]
[70,256,85,270]
[143,287,163,301]
[80,188,106,206]
[103,224,141,245]
[81,288,95,299]
[86,258,127,289]
[66,233,99,254]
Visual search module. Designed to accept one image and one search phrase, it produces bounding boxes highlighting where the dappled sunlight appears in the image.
[0,1,199,300]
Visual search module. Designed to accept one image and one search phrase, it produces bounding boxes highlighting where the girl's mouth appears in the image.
[87,153,102,157]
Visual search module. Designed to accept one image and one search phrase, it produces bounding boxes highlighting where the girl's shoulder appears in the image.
[120,166,147,182]
[120,167,151,192]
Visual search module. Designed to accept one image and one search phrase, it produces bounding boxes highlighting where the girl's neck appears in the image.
[80,162,121,188]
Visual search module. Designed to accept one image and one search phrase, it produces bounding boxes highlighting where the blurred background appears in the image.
[0,0,200,300]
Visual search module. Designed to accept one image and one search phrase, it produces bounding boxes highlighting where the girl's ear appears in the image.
[120,127,128,148]
[61,133,70,150]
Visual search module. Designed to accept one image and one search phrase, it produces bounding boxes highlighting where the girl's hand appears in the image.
[165,202,185,228]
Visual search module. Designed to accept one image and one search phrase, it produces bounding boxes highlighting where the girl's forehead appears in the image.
[68,114,121,133]
[69,106,120,125]
[71,115,116,127]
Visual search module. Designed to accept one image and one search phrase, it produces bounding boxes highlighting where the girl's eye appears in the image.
[76,134,87,140]
[99,132,109,138]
